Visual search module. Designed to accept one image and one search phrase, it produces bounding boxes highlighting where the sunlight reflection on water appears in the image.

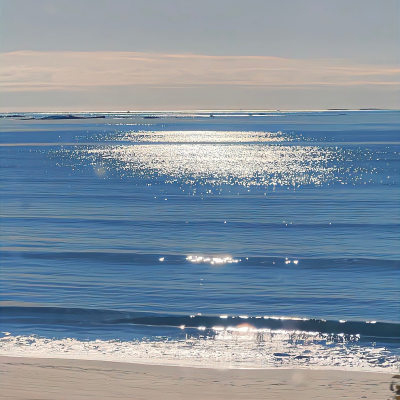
[55,129,391,189]
[117,130,300,143]
[70,143,345,187]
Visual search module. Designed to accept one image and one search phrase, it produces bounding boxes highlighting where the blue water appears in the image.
[0,110,399,370]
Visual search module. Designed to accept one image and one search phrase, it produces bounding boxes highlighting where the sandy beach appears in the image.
[0,356,395,400]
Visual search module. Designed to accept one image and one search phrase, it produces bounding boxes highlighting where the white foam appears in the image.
[1,331,398,372]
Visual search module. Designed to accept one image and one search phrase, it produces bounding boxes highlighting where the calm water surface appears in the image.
[0,111,399,370]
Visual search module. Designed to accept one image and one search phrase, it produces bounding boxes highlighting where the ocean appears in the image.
[0,110,399,371]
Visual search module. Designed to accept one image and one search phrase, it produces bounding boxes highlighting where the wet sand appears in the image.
[0,356,394,400]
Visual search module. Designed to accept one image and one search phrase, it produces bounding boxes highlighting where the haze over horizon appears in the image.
[0,0,399,111]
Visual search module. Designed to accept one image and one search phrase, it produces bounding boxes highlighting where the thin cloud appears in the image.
[1,51,398,92]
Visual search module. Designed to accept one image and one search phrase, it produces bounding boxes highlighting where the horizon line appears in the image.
[1,108,398,114]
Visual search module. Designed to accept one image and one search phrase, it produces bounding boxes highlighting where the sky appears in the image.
[0,0,399,111]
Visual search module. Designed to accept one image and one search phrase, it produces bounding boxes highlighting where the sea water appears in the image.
[0,110,399,371]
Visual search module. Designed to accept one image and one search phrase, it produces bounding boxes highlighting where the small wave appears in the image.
[2,251,399,268]
[1,330,398,372]
[1,306,399,340]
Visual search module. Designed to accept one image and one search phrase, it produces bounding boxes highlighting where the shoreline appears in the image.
[1,355,395,400]
[0,352,396,374]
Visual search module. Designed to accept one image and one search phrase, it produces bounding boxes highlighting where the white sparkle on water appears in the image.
[1,331,398,372]
[58,129,388,188]
[186,255,240,265]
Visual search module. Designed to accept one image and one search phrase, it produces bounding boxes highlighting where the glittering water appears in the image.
[0,110,399,371]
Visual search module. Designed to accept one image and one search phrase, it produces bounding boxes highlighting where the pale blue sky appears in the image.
[0,0,399,111]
